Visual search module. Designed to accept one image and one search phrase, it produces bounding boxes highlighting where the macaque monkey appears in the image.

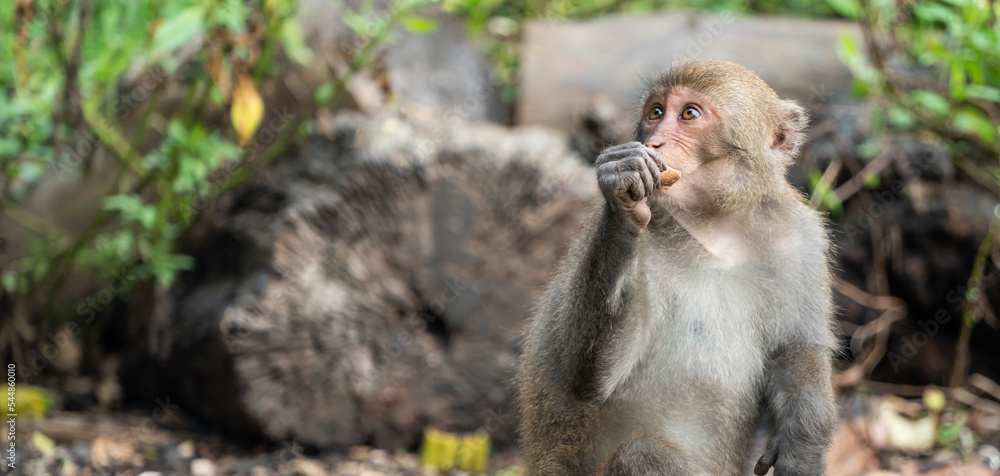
[517,59,837,475]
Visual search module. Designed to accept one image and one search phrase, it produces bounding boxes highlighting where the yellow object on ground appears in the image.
[420,429,491,474]
[14,384,54,418]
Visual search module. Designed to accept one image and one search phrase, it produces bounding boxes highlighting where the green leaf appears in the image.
[2,271,19,293]
[888,106,916,128]
[936,422,962,445]
[153,6,206,53]
[864,172,881,189]
[914,3,960,29]
[967,286,980,302]
[315,82,336,105]
[340,11,370,34]
[808,168,823,190]
[968,30,998,53]
[280,19,313,66]
[857,138,882,159]
[399,14,440,34]
[15,161,44,183]
[964,60,984,85]
[837,32,860,59]
[949,62,966,98]
[965,84,1000,102]
[211,0,249,32]
[953,108,997,143]
[849,78,869,97]
[825,0,859,19]
[103,195,157,229]
[150,251,194,288]
[911,90,951,116]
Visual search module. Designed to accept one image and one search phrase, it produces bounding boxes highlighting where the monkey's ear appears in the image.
[771,100,809,157]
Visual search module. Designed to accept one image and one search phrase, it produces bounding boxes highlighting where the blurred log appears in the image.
[518,13,861,134]
[122,111,595,449]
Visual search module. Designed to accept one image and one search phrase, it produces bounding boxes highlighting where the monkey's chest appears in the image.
[603,271,768,465]
[646,269,767,380]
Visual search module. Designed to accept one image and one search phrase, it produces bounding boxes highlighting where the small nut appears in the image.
[660,167,681,188]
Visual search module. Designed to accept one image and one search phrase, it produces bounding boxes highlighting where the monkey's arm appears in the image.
[561,203,648,400]
[754,347,838,476]
[538,141,661,399]
[518,143,660,474]
[517,203,647,475]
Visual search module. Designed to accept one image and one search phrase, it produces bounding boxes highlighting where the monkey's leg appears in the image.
[755,346,838,476]
[597,435,691,476]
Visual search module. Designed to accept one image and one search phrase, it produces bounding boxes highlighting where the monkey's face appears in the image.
[635,61,809,215]
[637,87,728,212]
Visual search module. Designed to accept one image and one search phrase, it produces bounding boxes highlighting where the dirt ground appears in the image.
[8,389,1000,476]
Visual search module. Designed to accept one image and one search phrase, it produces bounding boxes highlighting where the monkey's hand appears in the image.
[595,142,665,228]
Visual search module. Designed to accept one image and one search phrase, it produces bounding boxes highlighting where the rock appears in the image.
[123,111,596,450]
[177,440,196,459]
[387,10,506,124]
[91,436,140,468]
[518,12,861,133]
[292,458,328,476]
[191,458,217,476]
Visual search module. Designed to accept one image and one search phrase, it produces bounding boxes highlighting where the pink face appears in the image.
[640,87,719,174]
[638,87,723,206]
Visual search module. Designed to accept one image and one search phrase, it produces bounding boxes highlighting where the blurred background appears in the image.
[1,0,1000,474]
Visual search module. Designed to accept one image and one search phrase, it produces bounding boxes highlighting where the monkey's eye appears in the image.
[647,106,664,121]
[680,106,702,120]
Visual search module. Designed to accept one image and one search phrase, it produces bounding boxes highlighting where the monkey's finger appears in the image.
[595,146,648,166]
[641,154,663,190]
[597,165,641,205]
[627,172,646,203]
[644,146,669,171]
[637,160,657,196]
[608,141,646,152]
[754,442,778,476]
[600,141,638,152]
[597,160,641,183]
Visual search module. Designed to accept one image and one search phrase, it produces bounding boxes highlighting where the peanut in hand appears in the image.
[660,167,681,187]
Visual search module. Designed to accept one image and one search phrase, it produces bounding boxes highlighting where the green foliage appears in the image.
[835,0,1000,175]
[0,0,314,329]
[835,0,1000,388]
[807,167,844,216]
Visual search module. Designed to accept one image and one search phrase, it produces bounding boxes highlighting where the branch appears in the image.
[950,218,999,387]
[81,101,145,175]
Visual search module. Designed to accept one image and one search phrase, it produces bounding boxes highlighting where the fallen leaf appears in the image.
[231,75,264,147]
[826,423,879,476]
[14,384,53,417]
[32,431,56,456]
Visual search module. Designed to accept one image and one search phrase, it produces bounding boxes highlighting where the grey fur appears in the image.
[517,60,837,476]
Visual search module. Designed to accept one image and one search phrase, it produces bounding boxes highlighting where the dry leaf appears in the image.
[32,431,56,456]
[826,423,880,476]
[879,396,936,453]
[231,74,264,147]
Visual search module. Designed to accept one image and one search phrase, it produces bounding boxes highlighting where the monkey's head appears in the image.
[636,59,808,215]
